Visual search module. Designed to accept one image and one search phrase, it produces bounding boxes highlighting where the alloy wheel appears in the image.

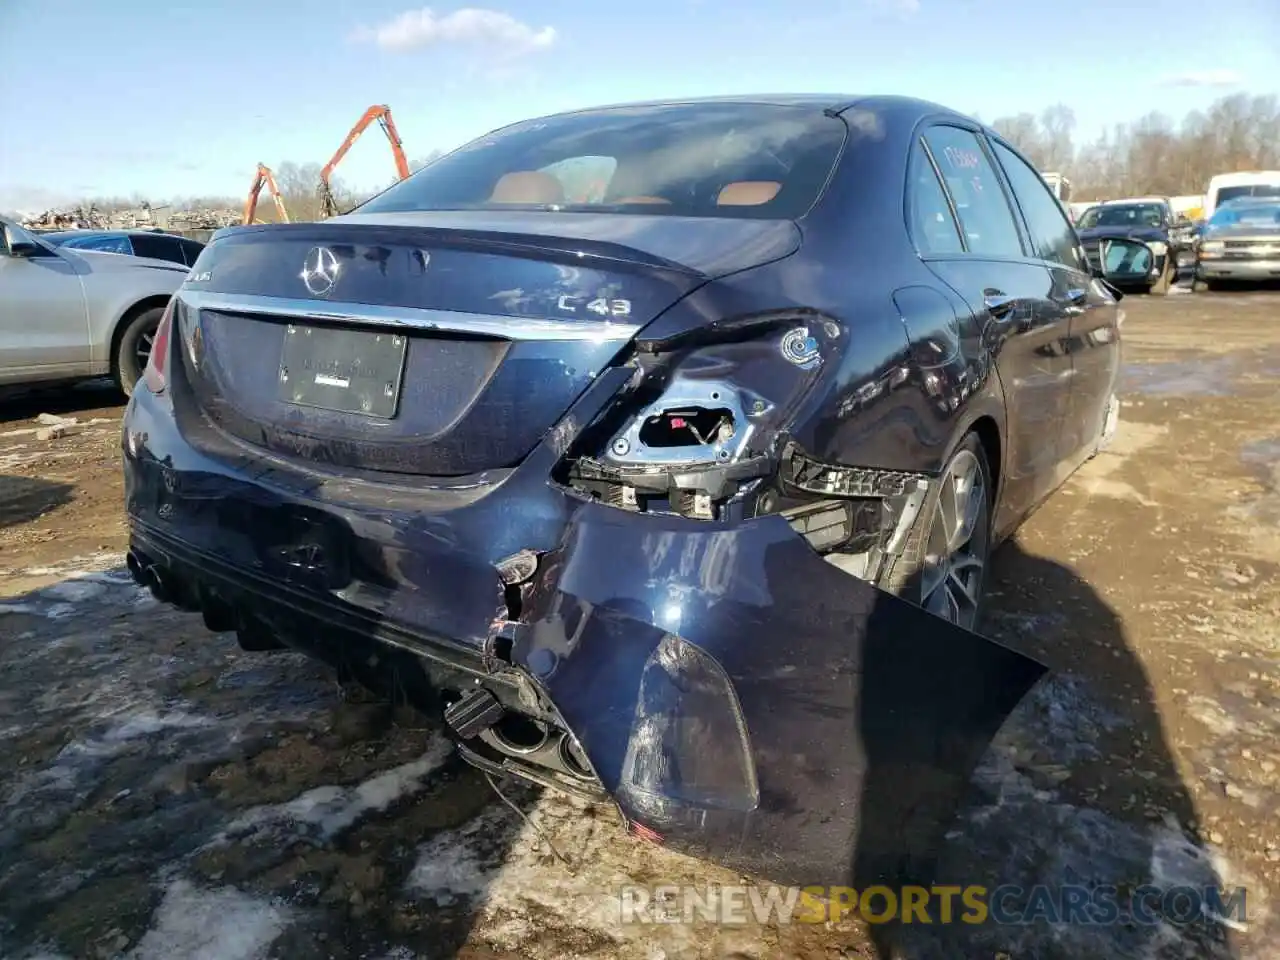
[135,328,157,373]
[919,448,989,629]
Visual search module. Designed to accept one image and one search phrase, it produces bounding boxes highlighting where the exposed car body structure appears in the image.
[123,95,1129,884]
[1,219,189,392]
[1074,197,1193,293]
[43,229,206,267]
[1193,197,1280,289]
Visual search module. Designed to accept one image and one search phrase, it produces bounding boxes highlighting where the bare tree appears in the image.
[990,93,1280,200]
[57,93,1280,216]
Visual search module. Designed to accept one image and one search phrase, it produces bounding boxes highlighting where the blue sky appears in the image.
[1,0,1277,211]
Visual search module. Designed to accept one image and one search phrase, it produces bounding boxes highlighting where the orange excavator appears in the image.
[318,104,411,218]
[242,163,290,225]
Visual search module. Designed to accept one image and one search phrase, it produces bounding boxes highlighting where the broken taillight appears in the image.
[618,634,760,815]
[143,298,175,394]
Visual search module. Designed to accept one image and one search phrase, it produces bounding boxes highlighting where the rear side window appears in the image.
[992,141,1087,272]
[922,126,1023,258]
[129,234,184,264]
[179,239,206,266]
[908,141,964,255]
[356,102,847,220]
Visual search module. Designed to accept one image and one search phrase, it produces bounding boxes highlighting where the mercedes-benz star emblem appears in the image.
[300,246,340,297]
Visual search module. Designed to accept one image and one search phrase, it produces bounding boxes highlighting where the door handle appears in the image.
[982,290,1016,318]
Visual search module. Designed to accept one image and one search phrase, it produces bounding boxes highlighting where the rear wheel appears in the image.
[878,433,993,630]
[113,306,165,396]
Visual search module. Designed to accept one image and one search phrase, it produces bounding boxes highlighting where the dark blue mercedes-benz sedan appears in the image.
[122,95,1136,886]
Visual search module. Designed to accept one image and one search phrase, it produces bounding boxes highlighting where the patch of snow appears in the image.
[220,736,454,845]
[43,578,108,604]
[126,878,290,960]
[7,708,214,806]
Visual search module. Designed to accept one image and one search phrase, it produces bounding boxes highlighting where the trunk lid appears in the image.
[173,214,799,476]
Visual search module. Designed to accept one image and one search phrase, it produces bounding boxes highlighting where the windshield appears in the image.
[1077,203,1166,229]
[355,102,847,220]
[1216,184,1280,206]
[1208,201,1280,228]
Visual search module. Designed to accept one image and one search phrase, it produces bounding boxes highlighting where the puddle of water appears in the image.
[1121,357,1240,397]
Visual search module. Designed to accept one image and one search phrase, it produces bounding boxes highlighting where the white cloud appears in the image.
[352,7,557,56]
[1158,69,1245,88]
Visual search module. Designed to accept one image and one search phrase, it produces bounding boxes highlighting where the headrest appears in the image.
[717,181,782,206]
[489,171,565,204]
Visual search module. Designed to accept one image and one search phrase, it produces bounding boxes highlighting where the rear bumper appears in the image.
[1197,258,1280,280]
[123,382,1046,886]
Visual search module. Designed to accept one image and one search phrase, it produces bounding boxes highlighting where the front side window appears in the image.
[356,102,848,220]
[991,141,1087,272]
[921,126,1023,258]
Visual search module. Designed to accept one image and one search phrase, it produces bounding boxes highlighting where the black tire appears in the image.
[113,306,165,396]
[877,432,994,629]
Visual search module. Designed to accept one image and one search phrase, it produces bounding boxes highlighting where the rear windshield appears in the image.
[1217,184,1280,205]
[356,102,847,220]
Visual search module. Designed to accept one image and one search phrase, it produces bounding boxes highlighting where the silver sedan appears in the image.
[0,218,189,394]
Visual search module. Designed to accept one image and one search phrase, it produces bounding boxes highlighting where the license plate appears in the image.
[278,325,408,418]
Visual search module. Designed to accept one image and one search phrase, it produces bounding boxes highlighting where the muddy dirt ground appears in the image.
[1,287,1278,960]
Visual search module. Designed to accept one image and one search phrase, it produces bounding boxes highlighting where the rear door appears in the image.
[988,138,1119,464]
[911,124,1074,519]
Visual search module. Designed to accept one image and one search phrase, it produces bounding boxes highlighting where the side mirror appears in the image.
[1094,237,1153,286]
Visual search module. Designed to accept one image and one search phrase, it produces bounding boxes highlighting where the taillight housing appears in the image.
[598,317,839,471]
[143,298,175,394]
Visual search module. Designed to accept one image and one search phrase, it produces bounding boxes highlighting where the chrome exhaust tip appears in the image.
[145,565,171,604]
[125,550,146,585]
[491,715,550,756]
[557,734,594,781]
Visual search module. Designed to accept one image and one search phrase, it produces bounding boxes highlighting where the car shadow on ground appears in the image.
[0,474,74,529]
[0,378,123,424]
[856,536,1239,960]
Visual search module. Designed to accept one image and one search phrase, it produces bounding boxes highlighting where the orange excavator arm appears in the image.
[318,104,411,218]
[243,163,290,225]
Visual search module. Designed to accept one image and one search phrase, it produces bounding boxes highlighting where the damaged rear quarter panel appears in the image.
[513,500,1047,886]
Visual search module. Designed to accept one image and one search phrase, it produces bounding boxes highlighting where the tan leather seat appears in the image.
[717,181,781,206]
[612,195,672,205]
[489,171,565,204]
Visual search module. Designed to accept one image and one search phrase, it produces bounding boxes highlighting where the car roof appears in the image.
[519,93,972,124]
[50,228,183,237]
[1100,197,1169,206]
